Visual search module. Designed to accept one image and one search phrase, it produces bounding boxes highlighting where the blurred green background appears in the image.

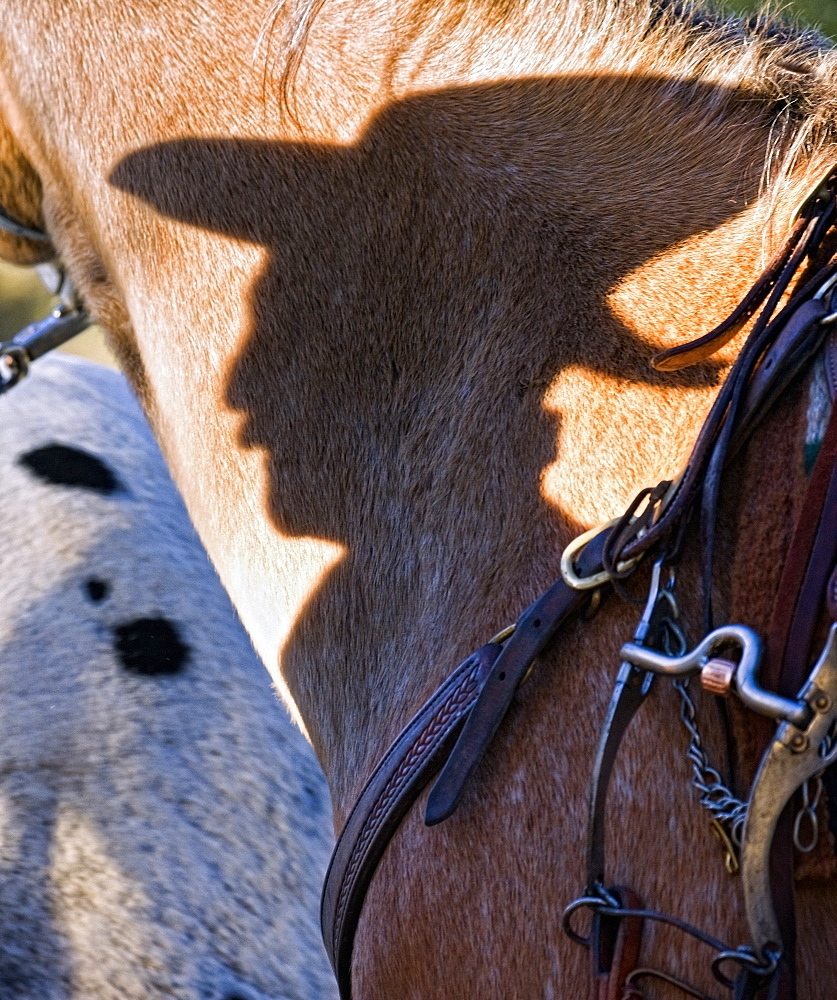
[730,0,837,37]
[0,0,835,363]
[0,264,114,365]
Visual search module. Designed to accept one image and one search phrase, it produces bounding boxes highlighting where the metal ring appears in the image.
[560,471,685,590]
[560,895,604,946]
[814,270,837,324]
[711,947,779,988]
[815,270,837,301]
[792,806,819,853]
[624,968,713,1000]
[0,346,29,392]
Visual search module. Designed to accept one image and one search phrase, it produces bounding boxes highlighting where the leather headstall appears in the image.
[322,169,837,1000]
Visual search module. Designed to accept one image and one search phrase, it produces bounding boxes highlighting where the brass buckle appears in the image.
[560,518,634,590]
[560,474,683,591]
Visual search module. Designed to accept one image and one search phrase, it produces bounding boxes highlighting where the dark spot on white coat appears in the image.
[85,578,110,602]
[19,444,125,494]
[113,618,190,675]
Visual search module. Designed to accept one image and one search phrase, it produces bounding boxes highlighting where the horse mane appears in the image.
[265,0,837,216]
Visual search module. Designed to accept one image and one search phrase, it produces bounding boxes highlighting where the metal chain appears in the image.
[794,723,837,853]
[673,677,749,855]
[655,592,749,865]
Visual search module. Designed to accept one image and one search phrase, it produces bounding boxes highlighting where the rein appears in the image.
[0,207,91,392]
[321,171,837,1000]
[4,172,837,999]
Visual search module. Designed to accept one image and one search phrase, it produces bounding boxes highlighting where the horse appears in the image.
[0,353,336,1000]
[1,0,837,996]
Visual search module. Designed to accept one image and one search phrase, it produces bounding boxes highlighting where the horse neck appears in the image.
[1,1,833,813]
[246,50,826,810]
[226,92,812,816]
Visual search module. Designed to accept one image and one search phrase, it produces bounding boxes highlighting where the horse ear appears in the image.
[0,121,55,265]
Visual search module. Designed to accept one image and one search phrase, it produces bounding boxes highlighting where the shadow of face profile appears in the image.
[109,75,747,553]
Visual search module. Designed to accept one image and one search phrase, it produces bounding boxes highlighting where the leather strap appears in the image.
[321,642,501,998]
[426,527,610,825]
[651,215,810,372]
[590,887,644,1000]
[321,532,608,998]
[619,200,837,569]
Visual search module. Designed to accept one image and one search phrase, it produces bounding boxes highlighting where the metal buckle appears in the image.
[560,474,683,591]
[560,518,636,590]
[814,270,837,325]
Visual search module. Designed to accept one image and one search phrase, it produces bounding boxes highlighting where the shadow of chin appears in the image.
[107,72,762,760]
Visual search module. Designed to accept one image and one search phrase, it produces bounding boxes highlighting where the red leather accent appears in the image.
[590,887,644,1000]
[828,564,837,622]
[764,387,837,700]
[751,339,837,1000]
[824,332,837,403]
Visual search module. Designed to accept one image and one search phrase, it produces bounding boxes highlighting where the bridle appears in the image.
[0,208,90,393]
[320,171,837,1000]
[4,176,837,999]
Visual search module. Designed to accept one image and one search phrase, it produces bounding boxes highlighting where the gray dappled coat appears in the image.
[0,354,336,1000]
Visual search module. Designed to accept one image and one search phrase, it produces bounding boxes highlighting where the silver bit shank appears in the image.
[621,625,808,727]
[741,625,837,958]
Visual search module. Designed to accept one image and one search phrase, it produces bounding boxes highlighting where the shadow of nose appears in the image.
[108,73,757,557]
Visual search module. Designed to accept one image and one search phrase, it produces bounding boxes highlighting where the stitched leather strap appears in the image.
[425,527,611,825]
[321,532,609,999]
[321,641,502,998]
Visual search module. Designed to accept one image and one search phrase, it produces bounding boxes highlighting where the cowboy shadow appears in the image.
[109,73,767,774]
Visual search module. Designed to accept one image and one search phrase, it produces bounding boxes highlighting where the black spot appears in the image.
[114,618,190,676]
[85,578,110,603]
[18,444,125,494]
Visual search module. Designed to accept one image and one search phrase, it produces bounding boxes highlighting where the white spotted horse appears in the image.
[0,352,337,1000]
[5,1,837,998]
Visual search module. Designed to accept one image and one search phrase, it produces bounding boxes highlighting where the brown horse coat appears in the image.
[1,1,837,996]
